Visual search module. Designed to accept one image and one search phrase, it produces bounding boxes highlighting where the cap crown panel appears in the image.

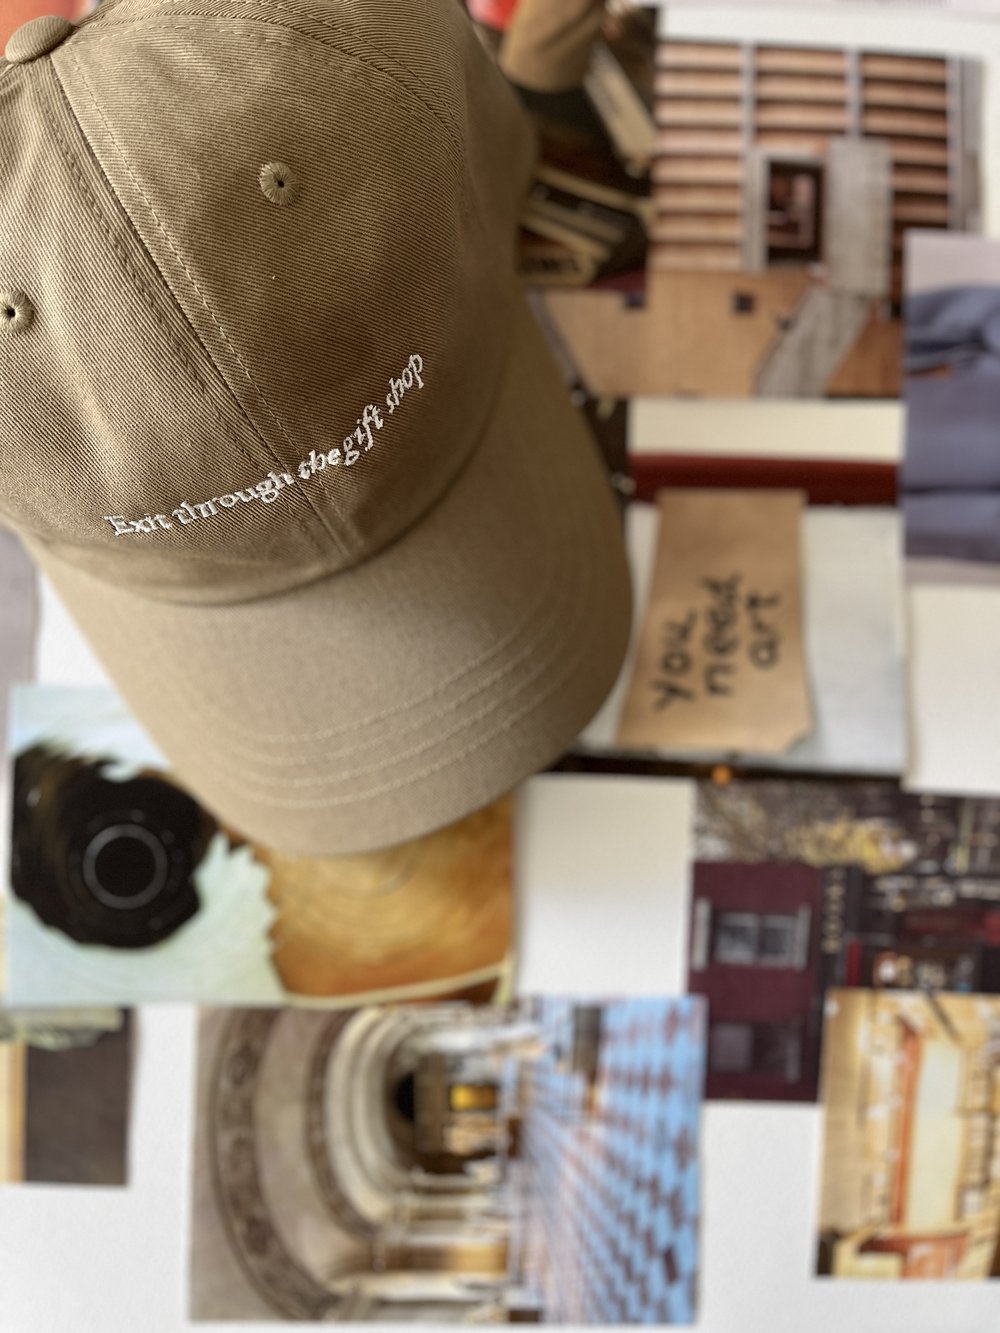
[51,0,531,584]
[0,59,330,600]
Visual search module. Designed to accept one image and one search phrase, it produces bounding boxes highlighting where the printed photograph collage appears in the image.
[3,0,1000,1329]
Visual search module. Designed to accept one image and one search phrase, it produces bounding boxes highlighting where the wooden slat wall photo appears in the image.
[654,43,749,271]
[653,40,971,292]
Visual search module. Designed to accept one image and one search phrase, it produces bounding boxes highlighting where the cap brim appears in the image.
[31,296,632,854]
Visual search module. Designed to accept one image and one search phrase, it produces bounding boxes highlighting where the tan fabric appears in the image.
[500,0,606,92]
[0,0,631,853]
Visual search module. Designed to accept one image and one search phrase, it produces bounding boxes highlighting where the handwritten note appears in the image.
[616,490,813,754]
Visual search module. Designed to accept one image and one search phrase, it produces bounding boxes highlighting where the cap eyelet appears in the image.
[0,289,34,335]
[259,161,299,206]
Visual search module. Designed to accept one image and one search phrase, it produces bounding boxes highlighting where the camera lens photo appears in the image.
[11,745,218,948]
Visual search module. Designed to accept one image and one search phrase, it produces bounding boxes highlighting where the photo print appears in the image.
[816,989,1000,1280]
[5,686,514,1006]
[467,0,656,290]
[668,0,1000,14]
[539,39,981,398]
[0,1008,131,1186]
[691,778,1000,1101]
[190,996,706,1323]
[902,232,1000,582]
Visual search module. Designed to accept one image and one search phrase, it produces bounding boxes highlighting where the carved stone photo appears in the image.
[190,998,706,1323]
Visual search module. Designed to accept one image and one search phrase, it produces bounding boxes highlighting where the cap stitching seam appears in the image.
[64,40,352,559]
[68,306,530,739]
[30,532,332,569]
[70,18,468,214]
[33,78,334,559]
[106,511,564,746]
[33,64,329,562]
[93,435,608,779]
[181,502,614,806]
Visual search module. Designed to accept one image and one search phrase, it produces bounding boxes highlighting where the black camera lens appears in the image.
[81,823,171,910]
[11,745,218,948]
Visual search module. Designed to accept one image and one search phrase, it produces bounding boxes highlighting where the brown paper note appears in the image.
[616,490,813,754]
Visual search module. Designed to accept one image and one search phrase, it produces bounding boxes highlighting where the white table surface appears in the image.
[5,4,1000,1330]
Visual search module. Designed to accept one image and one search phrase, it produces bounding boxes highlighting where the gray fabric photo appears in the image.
[904,285,1000,565]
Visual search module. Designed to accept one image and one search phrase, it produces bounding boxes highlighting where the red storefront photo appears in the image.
[691,778,1000,1103]
[688,861,825,1102]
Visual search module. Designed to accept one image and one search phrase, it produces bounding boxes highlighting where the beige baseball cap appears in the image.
[0,0,631,854]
